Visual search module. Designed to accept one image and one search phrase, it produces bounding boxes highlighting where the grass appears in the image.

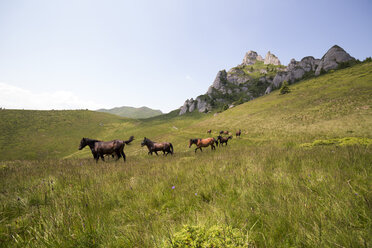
[0,62,371,247]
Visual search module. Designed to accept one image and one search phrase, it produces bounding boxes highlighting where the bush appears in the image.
[163,225,254,248]
[279,81,291,95]
[364,57,372,63]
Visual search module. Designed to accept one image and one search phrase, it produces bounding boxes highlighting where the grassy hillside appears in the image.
[96,106,163,119]
[0,110,137,160]
[0,62,371,247]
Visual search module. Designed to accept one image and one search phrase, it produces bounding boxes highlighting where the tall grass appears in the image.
[1,142,371,247]
[0,62,371,247]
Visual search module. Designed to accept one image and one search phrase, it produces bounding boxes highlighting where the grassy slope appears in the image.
[0,63,371,247]
[96,106,163,119]
[0,110,138,160]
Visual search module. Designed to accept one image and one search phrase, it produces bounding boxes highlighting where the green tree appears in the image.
[280,81,291,95]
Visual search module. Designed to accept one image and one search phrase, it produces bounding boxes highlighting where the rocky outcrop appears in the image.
[264,51,281,65]
[265,45,355,93]
[179,45,355,114]
[315,45,355,75]
[207,70,227,94]
[242,51,264,65]
[226,68,251,84]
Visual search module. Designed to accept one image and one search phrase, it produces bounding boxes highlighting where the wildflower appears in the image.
[195,193,198,196]
[172,186,175,189]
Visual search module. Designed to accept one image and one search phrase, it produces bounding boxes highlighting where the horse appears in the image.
[217,135,232,146]
[219,130,229,135]
[236,129,241,138]
[189,137,216,153]
[79,136,134,162]
[207,129,212,134]
[141,137,174,156]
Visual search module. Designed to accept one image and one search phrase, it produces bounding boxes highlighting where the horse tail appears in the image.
[170,143,174,154]
[124,136,134,145]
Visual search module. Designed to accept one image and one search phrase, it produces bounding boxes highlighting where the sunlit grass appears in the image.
[0,63,371,247]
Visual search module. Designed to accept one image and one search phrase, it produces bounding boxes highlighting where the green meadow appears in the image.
[0,62,371,247]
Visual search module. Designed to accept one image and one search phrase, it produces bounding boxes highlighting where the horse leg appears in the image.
[121,150,126,162]
[115,150,121,161]
[100,154,105,161]
[200,147,203,152]
[155,151,159,156]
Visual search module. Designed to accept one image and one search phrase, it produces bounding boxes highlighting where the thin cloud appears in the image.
[185,75,193,81]
[0,82,102,110]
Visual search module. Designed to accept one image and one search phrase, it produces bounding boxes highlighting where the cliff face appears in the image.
[179,45,355,115]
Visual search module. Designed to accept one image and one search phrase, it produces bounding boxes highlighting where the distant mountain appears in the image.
[96,106,163,119]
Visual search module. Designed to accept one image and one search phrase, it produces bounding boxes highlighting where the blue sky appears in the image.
[0,0,371,112]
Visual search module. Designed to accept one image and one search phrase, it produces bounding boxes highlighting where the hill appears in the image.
[0,62,371,247]
[0,110,137,160]
[179,45,356,115]
[96,106,163,119]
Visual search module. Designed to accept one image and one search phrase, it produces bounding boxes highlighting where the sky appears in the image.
[0,0,371,113]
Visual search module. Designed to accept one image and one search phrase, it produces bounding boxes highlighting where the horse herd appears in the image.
[78,129,241,163]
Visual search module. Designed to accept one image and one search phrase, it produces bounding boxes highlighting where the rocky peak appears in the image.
[264,51,281,65]
[207,70,227,94]
[242,50,264,65]
[315,45,355,75]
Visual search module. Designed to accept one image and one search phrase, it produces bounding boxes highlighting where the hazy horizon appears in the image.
[1,0,371,113]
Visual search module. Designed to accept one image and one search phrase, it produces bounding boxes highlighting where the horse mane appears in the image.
[144,137,155,145]
[85,138,101,143]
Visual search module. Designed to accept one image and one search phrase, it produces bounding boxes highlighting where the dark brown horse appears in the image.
[236,129,241,138]
[219,130,229,135]
[217,135,232,146]
[207,129,212,134]
[79,136,134,162]
[141,137,174,156]
[189,137,216,153]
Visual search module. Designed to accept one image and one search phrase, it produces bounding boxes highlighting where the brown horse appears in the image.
[207,129,212,134]
[79,136,134,162]
[217,135,232,146]
[219,130,229,135]
[141,137,174,156]
[236,129,241,138]
[189,137,216,153]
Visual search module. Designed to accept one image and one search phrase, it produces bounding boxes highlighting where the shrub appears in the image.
[364,57,372,63]
[279,81,291,95]
[163,225,254,248]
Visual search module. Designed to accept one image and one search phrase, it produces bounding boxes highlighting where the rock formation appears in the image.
[264,51,281,65]
[315,45,355,75]
[179,45,355,115]
[242,51,264,65]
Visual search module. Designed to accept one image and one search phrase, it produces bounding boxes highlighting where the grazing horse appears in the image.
[236,129,241,138]
[219,130,229,135]
[79,136,134,162]
[207,129,212,134]
[141,137,174,156]
[217,135,232,146]
[189,137,216,153]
